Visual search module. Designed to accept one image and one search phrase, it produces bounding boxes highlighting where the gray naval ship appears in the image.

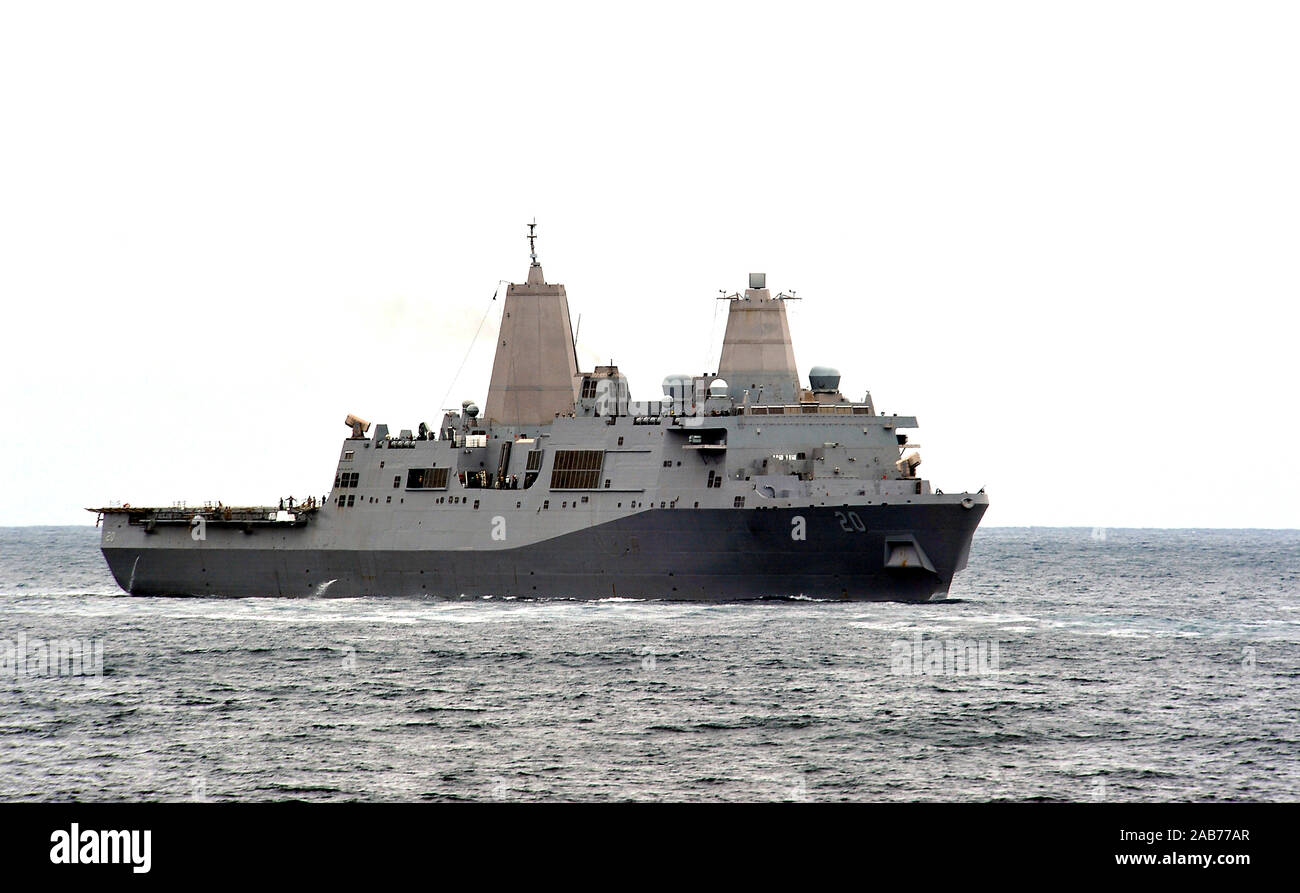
[92,228,988,601]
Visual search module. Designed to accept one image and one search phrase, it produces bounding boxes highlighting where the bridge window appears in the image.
[550,450,604,489]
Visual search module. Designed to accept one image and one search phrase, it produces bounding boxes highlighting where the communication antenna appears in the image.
[528,219,538,266]
[437,280,508,411]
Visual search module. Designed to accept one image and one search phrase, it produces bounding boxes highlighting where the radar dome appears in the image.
[661,374,691,397]
[465,403,480,419]
[809,366,841,393]
[708,378,729,397]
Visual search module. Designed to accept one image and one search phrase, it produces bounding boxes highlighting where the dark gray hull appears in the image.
[101,504,986,602]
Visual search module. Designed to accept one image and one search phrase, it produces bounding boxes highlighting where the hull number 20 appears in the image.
[835,510,866,532]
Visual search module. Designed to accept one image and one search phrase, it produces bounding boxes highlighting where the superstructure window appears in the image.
[549,450,604,490]
[335,471,360,488]
[524,449,544,489]
[406,468,450,490]
[580,377,598,399]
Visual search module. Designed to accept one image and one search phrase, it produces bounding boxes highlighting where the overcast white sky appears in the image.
[2,1,1296,527]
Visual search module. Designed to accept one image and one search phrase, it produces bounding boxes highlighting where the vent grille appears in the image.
[549,450,604,490]
[405,467,449,490]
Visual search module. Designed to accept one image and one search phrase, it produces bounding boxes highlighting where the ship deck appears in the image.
[88,504,319,529]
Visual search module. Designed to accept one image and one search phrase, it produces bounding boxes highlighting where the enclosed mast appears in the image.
[483,225,580,427]
[716,273,801,404]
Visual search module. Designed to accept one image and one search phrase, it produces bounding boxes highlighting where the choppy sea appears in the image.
[0,526,1296,802]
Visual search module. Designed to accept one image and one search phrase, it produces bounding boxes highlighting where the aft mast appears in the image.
[716,272,801,404]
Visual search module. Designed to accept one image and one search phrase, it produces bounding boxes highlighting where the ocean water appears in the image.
[0,526,1296,802]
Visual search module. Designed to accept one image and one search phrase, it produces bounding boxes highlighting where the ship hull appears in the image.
[99,503,986,602]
